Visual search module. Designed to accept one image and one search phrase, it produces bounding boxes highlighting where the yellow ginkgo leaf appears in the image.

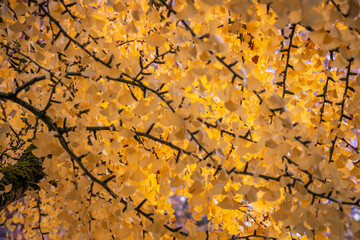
[144,33,167,47]
[224,100,239,112]
[217,197,242,210]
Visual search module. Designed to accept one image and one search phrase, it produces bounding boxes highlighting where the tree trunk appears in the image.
[0,145,44,211]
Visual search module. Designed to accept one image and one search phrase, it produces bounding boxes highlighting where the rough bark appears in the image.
[0,145,45,211]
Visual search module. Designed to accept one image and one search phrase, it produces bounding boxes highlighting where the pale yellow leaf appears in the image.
[4,184,12,193]
[246,76,262,91]
[224,100,239,112]
[144,33,166,47]
[130,168,144,182]
[217,197,242,210]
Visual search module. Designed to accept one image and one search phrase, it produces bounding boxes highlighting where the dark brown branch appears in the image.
[329,59,353,163]
[0,92,118,198]
[31,0,111,68]
[278,24,296,98]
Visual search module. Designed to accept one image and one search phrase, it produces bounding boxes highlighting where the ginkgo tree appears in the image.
[0,0,360,239]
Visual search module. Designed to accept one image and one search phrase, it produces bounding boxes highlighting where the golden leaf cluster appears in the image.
[0,0,360,239]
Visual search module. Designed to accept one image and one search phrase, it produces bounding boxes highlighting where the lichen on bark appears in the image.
[0,144,45,211]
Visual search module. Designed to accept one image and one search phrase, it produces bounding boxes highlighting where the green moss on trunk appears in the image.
[0,145,45,211]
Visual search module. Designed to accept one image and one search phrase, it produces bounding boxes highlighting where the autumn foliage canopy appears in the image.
[1,0,360,239]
